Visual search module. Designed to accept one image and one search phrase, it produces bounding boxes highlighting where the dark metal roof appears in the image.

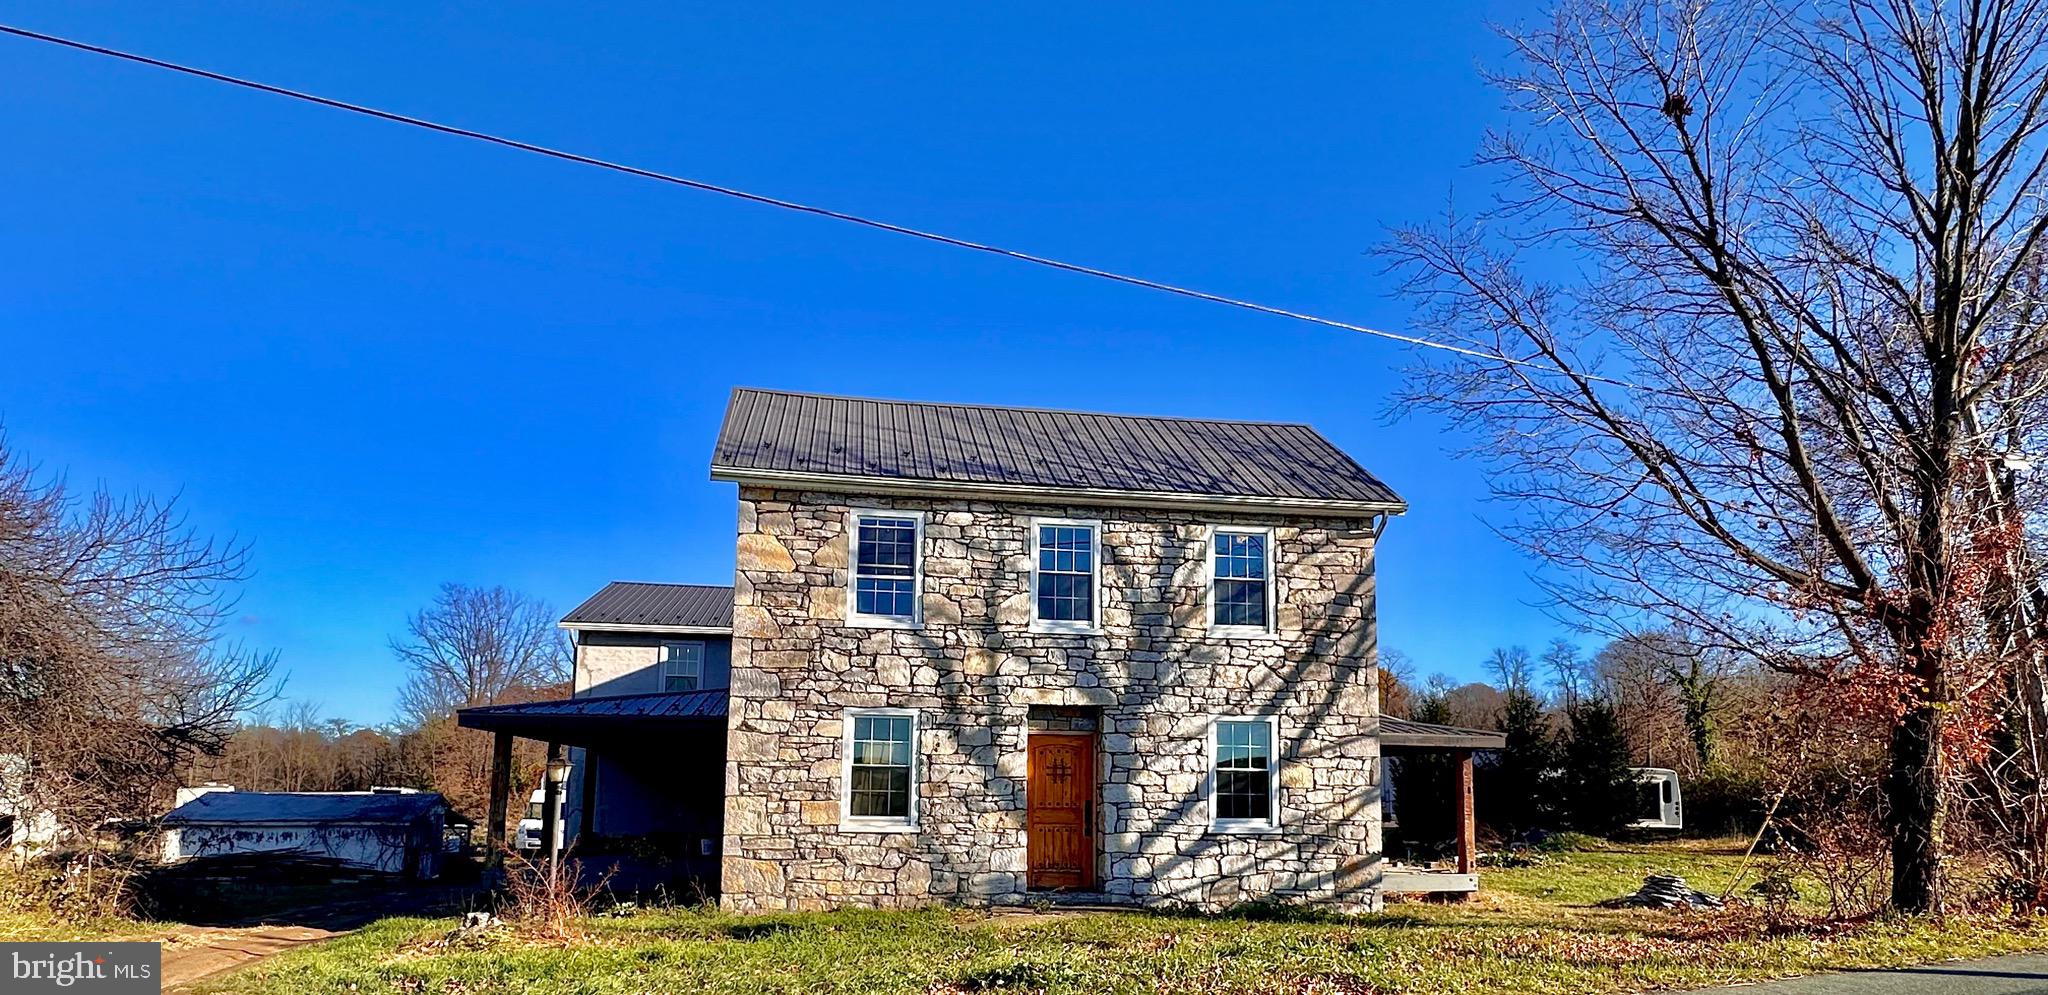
[561,582,733,629]
[457,690,728,742]
[1379,717,1508,751]
[710,389,1404,510]
[164,791,445,826]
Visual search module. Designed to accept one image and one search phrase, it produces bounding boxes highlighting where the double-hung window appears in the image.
[848,511,923,626]
[843,709,918,830]
[1030,518,1101,632]
[1211,716,1278,830]
[660,641,704,692]
[1210,527,1273,633]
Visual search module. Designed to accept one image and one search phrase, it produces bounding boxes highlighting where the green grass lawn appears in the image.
[190,839,2048,995]
[0,908,167,942]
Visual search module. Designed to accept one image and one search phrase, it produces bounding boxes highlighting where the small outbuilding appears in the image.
[161,789,447,880]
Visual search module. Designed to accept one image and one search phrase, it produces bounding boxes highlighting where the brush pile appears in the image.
[1598,874,1725,909]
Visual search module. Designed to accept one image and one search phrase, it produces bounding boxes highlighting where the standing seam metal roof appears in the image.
[709,389,1403,507]
[560,582,734,628]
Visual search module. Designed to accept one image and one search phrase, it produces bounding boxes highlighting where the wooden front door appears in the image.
[1027,733,1095,890]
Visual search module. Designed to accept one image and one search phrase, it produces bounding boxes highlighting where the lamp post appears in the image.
[541,743,569,864]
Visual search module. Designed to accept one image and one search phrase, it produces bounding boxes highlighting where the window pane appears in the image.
[1215,721,1273,823]
[849,713,914,820]
[856,518,918,579]
[1215,533,1267,579]
[856,578,916,619]
[1215,579,1267,627]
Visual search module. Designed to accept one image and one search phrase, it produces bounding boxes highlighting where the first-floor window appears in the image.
[661,641,704,691]
[1212,717,1277,828]
[845,710,917,828]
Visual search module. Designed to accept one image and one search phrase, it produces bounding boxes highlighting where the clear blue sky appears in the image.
[0,1,1569,725]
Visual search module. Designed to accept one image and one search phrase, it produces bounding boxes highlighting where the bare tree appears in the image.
[1544,639,1588,710]
[1485,645,1539,694]
[0,433,276,838]
[1386,0,2048,911]
[390,583,566,827]
[393,583,568,727]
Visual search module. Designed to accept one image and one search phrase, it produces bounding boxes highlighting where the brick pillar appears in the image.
[1454,749,1476,876]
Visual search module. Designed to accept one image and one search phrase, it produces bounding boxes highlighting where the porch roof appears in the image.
[456,690,727,742]
[1378,716,1507,751]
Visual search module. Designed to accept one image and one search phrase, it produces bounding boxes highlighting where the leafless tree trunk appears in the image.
[1387,0,2048,912]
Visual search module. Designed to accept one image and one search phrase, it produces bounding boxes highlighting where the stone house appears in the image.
[460,388,1501,911]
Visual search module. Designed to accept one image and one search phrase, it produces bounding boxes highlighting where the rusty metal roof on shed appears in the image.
[163,790,446,826]
[709,388,1404,513]
[560,581,733,629]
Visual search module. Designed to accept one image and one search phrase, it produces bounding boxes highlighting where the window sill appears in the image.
[1028,622,1105,636]
[839,820,919,834]
[846,615,923,631]
[1206,626,1280,641]
[1207,821,1283,836]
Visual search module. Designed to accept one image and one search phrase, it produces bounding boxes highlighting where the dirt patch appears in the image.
[154,882,477,990]
[162,924,339,990]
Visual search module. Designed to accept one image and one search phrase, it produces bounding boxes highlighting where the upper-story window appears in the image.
[1210,526,1274,633]
[661,641,703,692]
[848,510,923,627]
[1031,518,1101,632]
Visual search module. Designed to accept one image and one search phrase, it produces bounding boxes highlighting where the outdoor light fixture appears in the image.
[546,756,572,786]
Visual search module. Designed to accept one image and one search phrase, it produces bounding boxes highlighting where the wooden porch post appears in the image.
[485,730,513,868]
[578,748,598,839]
[540,740,563,863]
[1454,749,1476,876]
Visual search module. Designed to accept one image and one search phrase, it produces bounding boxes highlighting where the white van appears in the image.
[516,788,565,853]
[1628,768,1683,830]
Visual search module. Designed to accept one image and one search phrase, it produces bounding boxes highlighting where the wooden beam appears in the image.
[578,748,598,840]
[1454,749,1476,880]
[485,730,513,868]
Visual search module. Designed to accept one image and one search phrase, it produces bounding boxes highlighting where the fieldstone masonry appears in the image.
[721,486,1384,912]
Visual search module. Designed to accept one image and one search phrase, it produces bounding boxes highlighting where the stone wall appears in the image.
[721,486,1383,912]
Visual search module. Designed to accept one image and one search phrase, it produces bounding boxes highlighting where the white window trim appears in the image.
[1205,525,1278,639]
[1207,714,1282,834]
[660,640,704,692]
[1027,516,1105,635]
[840,707,920,833]
[845,509,926,629]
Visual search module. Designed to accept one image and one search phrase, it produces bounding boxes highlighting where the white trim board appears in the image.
[711,466,1405,519]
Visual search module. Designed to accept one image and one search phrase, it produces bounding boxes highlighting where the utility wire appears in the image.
[0,22,1654,394]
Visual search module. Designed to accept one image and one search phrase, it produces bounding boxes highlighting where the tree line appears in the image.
[198,583,570,829]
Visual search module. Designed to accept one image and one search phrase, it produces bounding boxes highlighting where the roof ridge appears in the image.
[602,580,735,591]
[728,386,1317,430]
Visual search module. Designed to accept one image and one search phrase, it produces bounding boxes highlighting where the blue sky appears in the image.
[0,1,1567,725]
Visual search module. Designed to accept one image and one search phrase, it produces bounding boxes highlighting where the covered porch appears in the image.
[1378,717,1506,897]
[456,690,728,895]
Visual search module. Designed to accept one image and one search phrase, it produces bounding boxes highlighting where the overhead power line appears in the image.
[0,22,1652,394]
